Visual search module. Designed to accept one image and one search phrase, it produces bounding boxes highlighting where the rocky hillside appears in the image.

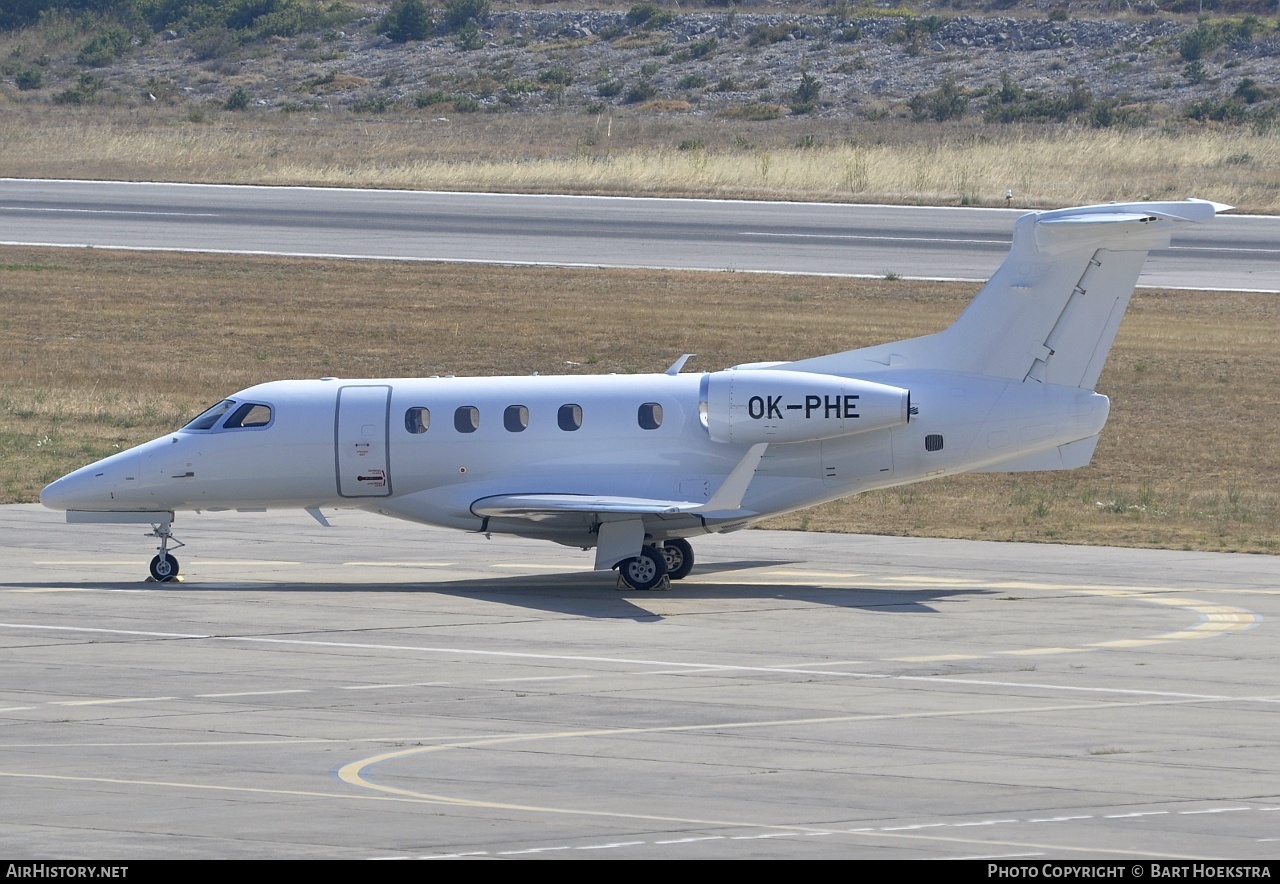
[3,3,1278,128]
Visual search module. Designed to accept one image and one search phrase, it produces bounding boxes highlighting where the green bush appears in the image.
[625,3,674,29]
[689,36,717,58]
[984,79,1093,124]
[624,79,657,103]
[15,68,43,90]
[537,67,573,87]
[444,0,489,31]
[78,26,132,66]
[378,0,431,43]
[909,76,968,121]
[455,19,482,50]
[53,73,103,105]
[748,23,795,47]
[224,84,250,110]
[1234,77,1269,103]
[351,95,391,113]
[414,90,449,107]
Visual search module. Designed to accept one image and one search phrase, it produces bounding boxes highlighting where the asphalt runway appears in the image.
[2,503,1277,859]
[2,180,1276,291]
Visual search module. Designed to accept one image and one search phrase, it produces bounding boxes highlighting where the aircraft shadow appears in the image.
[3,558,988,622]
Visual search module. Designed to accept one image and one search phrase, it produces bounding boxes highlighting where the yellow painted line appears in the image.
[334,695,1239,854]
[892,654,985,663]
[30,560,142,566]
[187,560,302,566]
[765,569,865,579]
[996,647,1087,656]
[7,588,148,594]
[490,564,575,571]
[342,562,454,568]
[1091,639,1167,649]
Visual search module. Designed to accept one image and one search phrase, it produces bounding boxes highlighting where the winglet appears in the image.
[696,443,767,513]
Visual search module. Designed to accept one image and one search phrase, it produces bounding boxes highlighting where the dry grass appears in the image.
[0,105,1276,211]
[2,247,1276,554]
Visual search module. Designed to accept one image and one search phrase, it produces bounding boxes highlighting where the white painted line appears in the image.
[742,231,1007,245]
[0,206,218,217]
[1029,816,1093,823]
[655,836,725,844]
[487,675,594,683]
[195,690,311,698]
[0,622,207,639]
[52,696,174,706]
[953,819,1019,827]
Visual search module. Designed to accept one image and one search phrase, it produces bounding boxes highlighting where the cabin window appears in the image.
[638,402,663,430]
[184,400,235,431]
[454,406,480,433]
[504,405,529,432]
[223,402,273,429]
[925,434,944,452]
[405,407,430,434]
[558,403,583,431]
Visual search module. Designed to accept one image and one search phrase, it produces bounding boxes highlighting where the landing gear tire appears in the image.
[617,547,668,591]
[149,553,179,582]
[661,538,694,580]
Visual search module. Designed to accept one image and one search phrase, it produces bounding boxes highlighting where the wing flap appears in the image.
[472,493,704,520]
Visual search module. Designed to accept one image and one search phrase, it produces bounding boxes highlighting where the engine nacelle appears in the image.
[704,369,910,445]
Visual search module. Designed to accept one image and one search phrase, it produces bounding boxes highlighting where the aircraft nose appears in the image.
[40,450,141,511]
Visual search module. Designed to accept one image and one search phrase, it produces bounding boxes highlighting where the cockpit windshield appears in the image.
[184,400,236,430]
[183,399,274,431]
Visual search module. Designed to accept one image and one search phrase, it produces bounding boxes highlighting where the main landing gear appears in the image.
[615,539,695,591]
[145,521,184,583]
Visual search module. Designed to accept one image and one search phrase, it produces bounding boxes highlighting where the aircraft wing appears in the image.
[470,443,769,526]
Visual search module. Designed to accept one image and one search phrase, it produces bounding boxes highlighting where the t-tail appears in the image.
[786,199,1231,391]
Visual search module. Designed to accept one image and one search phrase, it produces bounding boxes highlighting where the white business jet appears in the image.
[40,199,1227,588]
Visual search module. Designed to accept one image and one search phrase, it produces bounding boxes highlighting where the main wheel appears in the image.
[661,538,694,580]
[149,553,179,582]
[617,547,667,591]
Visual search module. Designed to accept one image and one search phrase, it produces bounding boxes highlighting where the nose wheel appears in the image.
[149,553,179,582]
[145,520,184,583]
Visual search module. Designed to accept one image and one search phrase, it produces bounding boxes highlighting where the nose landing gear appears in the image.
[145,520,184,583]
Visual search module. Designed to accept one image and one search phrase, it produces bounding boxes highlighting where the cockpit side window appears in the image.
[223,402,273,429]
[184,400,235,431]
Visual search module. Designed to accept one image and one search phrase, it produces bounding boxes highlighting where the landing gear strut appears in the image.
[146,520,184,583]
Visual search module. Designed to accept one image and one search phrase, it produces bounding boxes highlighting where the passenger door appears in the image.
[335,385,392,498]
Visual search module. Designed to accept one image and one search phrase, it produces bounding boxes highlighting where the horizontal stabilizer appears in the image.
[975,434,1101,473]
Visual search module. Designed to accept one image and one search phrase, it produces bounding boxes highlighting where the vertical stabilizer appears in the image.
[784,199,1229,391]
